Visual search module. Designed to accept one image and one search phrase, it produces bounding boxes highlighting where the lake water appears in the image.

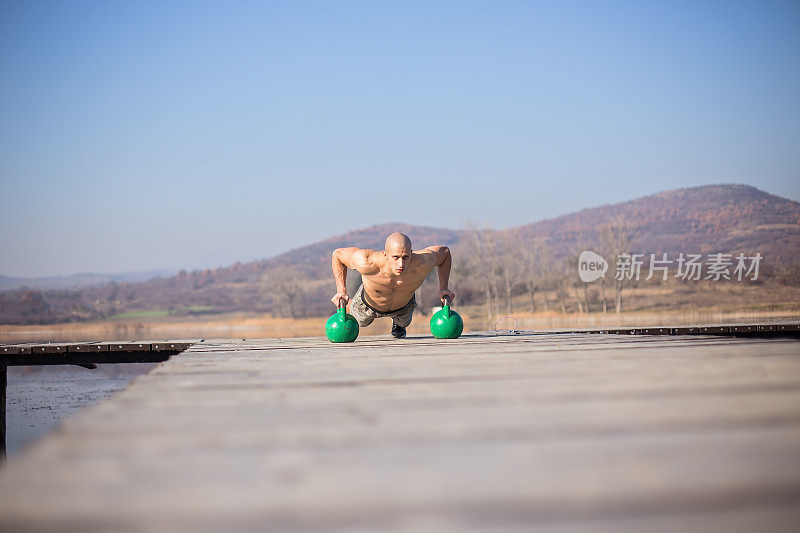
[6,363,157,457]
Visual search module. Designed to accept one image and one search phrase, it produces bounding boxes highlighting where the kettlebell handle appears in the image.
[338,297,347,309]
[441,294,451,306]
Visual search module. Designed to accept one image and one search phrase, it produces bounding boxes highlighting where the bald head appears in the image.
[384,233,412,253]
[384,233,412,276]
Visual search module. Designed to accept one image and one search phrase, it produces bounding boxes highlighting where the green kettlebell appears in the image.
[325,298,359,343]
[430,295,463,339]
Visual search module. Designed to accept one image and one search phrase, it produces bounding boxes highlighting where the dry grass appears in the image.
[2,282,798,343]
[0,312,447,343]
[477,308,800,331]
[2,307,798,344]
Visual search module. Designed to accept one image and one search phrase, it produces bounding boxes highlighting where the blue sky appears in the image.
[1,1,798,277]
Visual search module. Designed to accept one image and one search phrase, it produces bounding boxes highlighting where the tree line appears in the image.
[2,218,799,325]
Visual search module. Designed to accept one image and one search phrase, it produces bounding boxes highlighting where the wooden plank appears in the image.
[671,326,702,335]
[151,341,193,352]
[66,342,110,353]
[103,341,152,351]
[0,341,194,356]
[0,340,195,366]
[641,327,670,335]
[701,325,730,335]
[30,343,69,354]
[0,344,32,355]
[1,351,170,366]
[0,333,798,531]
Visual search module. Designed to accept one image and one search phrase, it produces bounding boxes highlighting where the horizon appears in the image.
[2,181,795,280]
[2,2,799,277]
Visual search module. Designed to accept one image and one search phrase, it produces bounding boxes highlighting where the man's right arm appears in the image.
[331,247,363,306]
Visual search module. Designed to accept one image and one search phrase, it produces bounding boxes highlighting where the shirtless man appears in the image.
[330,232,455,338]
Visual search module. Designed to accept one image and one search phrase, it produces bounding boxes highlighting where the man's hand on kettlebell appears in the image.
[438,289,455,304]
[331,292,350,306]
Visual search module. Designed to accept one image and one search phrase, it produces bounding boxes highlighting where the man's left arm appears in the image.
[428,246,455,304]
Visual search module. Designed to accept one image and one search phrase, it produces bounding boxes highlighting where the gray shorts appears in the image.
[350,285,416,328]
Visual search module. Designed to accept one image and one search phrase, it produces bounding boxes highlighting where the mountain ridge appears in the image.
[0,270,178,292]
[2,183,798,324]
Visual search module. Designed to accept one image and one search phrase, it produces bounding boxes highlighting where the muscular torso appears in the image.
[357,250,438,311]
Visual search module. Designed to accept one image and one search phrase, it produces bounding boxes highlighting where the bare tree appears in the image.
[602,217,634,313]
[465,222,498,320]
[537,240,553,311]
[576,235,591,314]
[520,240,539,312]
[572,283,584,314]
[564,249,586,314]
[600,278,608,313]
[486,232,502,318]
[505,265,513,314]
[558,279,567,313]
[497,230,523,315]
[595,234,611,314]
[264,268,307,319]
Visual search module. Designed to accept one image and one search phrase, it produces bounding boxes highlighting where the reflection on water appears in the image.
[5,363,157,457]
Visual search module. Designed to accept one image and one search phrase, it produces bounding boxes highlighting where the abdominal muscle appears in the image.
[361,269,427,311]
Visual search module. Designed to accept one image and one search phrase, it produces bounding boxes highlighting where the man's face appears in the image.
[385,246,411,276]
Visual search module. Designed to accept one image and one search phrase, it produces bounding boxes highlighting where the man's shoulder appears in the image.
[352,249,381,272]
[416,245,448,263]
[352,247,376,259]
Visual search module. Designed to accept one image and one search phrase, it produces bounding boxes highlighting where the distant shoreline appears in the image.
[2,307,798,344]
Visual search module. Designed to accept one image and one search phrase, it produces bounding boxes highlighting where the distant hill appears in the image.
[2,184,798,324]
[0,270,176,292]
[258,222,464,280]
[513,184,800,262]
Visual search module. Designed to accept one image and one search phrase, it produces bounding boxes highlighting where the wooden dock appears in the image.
[0,340,194,456]
[0,332,799,531]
